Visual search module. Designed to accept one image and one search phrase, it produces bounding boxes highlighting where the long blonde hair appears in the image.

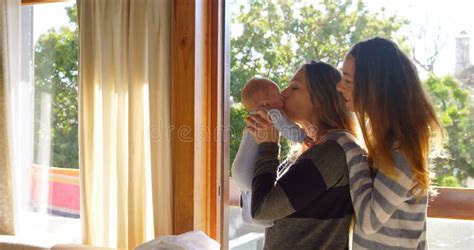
[349,37,443,195]
[303,61,356,136]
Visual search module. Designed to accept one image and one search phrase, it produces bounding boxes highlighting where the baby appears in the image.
[232,78,306,227]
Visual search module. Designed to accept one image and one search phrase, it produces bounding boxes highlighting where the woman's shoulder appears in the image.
[303,139,345,157]
[298,140,349,187]
[301,130,360,158]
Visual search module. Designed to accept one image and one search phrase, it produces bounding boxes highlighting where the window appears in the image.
[227,1,474,249]
[18,1,80,244]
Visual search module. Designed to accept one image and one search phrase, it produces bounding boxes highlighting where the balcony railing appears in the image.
[30,164,80,218]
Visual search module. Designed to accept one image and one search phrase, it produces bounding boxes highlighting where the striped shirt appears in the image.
[252,135,353,249]
[326,131,428,250]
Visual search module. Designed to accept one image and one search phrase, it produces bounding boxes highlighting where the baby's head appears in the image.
[241,78,285,112]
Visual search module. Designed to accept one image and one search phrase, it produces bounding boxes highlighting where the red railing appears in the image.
[30,164,80,218]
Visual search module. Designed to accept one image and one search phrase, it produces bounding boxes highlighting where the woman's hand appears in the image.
[244,109,280,144]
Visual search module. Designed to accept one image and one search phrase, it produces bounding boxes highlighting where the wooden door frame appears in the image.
[171,0,229,247]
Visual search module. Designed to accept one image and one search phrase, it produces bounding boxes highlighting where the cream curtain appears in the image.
[78,0,172,249]
[0,0,21,236]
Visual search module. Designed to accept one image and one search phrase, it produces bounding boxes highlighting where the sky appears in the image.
[363,0,474,76]
[31,1,75,42]
[29,0,474,78]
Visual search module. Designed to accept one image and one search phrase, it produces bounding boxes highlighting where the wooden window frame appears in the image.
[170,0,474,248]
[23,0,474,248]
[171,0,474,248]
[21,0,230,245]
[21,0,72,6]
[22,0,230,245]
[171,0,229,247]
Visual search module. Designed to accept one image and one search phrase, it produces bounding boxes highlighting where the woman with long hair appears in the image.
[337,37,443,249]
[244,61,357,249]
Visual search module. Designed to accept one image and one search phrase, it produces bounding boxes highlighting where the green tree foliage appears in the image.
[34,6,78,169]
[231,0,408,103]
[425,75,474,186]
[230,0,407,168]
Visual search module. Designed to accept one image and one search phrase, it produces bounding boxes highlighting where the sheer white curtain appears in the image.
[78,0,172,249]
[0,0,31,237]
[1,1,82,244]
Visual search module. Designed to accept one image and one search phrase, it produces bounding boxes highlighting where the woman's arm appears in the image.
[251,141,346,220]
[245,111,341,220]
[347,144,416,234]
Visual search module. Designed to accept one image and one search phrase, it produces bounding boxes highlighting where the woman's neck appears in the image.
[299,120,328,143]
